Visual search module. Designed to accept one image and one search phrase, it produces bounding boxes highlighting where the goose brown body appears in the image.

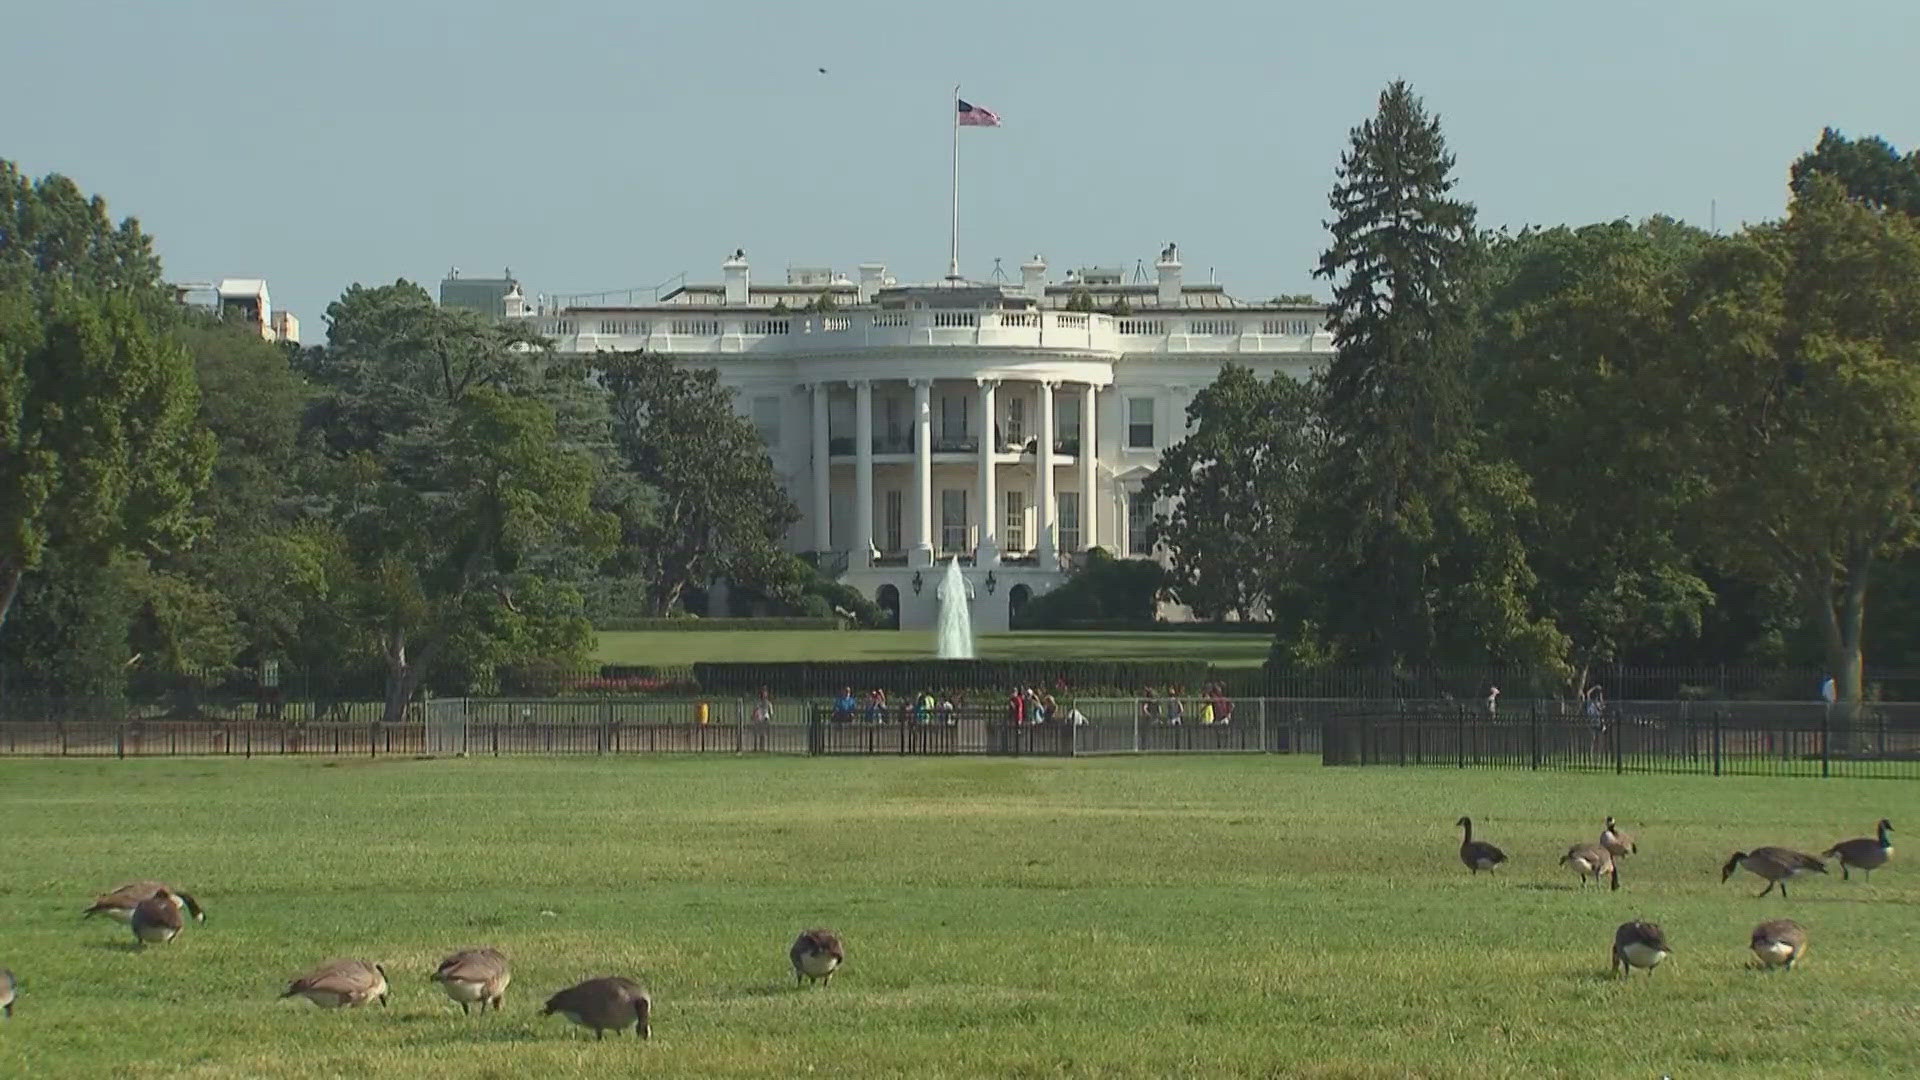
[0,968,14,1017]
[790,929,845,987]
[1456,817,1507,874]
[1560,842,1617,888]
[282,959,390,1008]
[1611,921,1671,976]
[84,881,205,924]
[130,890,185,946]
[1600,816,1638,858]
[1824,819,1893,881]
[1750,919,1808,970]
[430,948,511,1013]
[542,977,651,1039]
[1721,847,1827,897]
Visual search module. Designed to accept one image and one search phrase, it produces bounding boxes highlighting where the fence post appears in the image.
[116,725,126,760]
[1612,711,1624,775]
[1456,706,1465,769]
[1530,705,1540,770]
[1258,698,1269,753]
[1711,708,1722,776]
[1821,700,1830,778]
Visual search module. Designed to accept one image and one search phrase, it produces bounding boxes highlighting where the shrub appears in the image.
[596,617,843,632]
[690,659,1213,699]
[1014,549,1165,628]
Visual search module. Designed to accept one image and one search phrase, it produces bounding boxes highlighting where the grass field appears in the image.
[595,629,1273,667]
[1,757,1916,1078]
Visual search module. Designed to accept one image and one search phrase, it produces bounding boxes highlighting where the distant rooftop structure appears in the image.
[439,267,530,322]
[172,277,298,344]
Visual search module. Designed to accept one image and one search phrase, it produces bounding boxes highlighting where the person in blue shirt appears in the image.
[832,687,857,723]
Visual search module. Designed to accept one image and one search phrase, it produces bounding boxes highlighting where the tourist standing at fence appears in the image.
[1140,688,1159,724]
[1486,685,1500,719]
[939,693,956,725]
[1166,689,1185,726]
[751,687,775,725]
[1040,690,1058,724]
[1008,687,1027,726]
[1211,686,1234,725]
[865,689,888,724]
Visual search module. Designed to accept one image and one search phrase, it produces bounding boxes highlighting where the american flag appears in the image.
[956,98,1001,127]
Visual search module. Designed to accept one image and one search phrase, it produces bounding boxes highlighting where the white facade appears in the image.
[539,247,1332,630]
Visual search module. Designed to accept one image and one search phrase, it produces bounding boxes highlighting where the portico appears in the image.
[810,374,1104,573]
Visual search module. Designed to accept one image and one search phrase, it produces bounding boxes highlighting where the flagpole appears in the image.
[948,84,961,282]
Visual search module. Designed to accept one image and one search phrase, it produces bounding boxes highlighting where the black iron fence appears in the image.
[1322,700,1920,779]
[22,661,1920,718]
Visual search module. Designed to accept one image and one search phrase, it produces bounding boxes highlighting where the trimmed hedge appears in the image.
[597,617,843,632]
[691,660,1214,698]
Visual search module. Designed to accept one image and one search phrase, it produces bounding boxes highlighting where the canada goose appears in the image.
[1611,921,1671,977]
[83,881,205,924]
[1560,843,1619,889]
[790,929,845,987]
[1600,816,1638,858]
[1456,817,1507,874]
[1750,919,1808,970]
[430,948,511,1014]
[1721,848,1827,898]
[130,889,185,946]
[1,968,14,1017]
[281,960,390,1008]
[542,977,651,1040]
[1824,819,1893,881]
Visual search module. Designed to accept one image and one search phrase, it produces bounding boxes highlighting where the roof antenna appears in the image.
[1132,259,1148,282]
[990,257,1007,283]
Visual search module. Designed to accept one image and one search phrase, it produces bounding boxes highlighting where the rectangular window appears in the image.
[1004,490,1026,553]
[828,492,851,551]
[1128,491,1153,556]
[884,490,903,553]
[1127,397,1155,449]
[941,489,969,553]
[1004,397,1026,447]
[1054,395,1080,452]
[1058,491,1081,553]
[751,396,781,447]
[940,394,969,444]
[884,397,902,442]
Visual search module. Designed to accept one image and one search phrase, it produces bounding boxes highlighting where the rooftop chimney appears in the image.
[1155,242,1182,307]
[723,249,749,305]
[1021,255,1047,300]
[857,263,887,303]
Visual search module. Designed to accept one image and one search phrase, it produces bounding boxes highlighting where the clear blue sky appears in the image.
[6,0,1916,328]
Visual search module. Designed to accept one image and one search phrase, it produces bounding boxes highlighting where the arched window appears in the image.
[875,584,901,629]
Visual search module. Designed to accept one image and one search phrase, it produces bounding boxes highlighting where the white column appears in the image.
[912,378,934,567]
[1037,379,1057,570]
[976,378,999,566]
[1080,382,1098,552]
[853,379,875,566]
[811,383,831,552]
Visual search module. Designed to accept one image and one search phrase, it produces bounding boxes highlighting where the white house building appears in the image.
[536,246,1333,630]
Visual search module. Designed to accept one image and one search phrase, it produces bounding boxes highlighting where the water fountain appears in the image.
[934,556,975,659]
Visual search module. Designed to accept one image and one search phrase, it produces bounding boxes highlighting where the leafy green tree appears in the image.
[0,285,214,635]
[1679,176,1920,719]
[598,353,799,615]
[304,282,616,719]
[1791,129,1920,217]
[0,163,208,642]
[1291,80,1556,670]
[1476,219,1717,693]
[0,160,165,300]
[1142,363,1320,620]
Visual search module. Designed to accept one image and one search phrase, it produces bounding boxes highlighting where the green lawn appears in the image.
[596,629,1274,667]
[1,756,1915,1077]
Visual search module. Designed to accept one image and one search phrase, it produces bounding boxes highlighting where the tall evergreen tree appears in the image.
[1288,81,1556,672]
